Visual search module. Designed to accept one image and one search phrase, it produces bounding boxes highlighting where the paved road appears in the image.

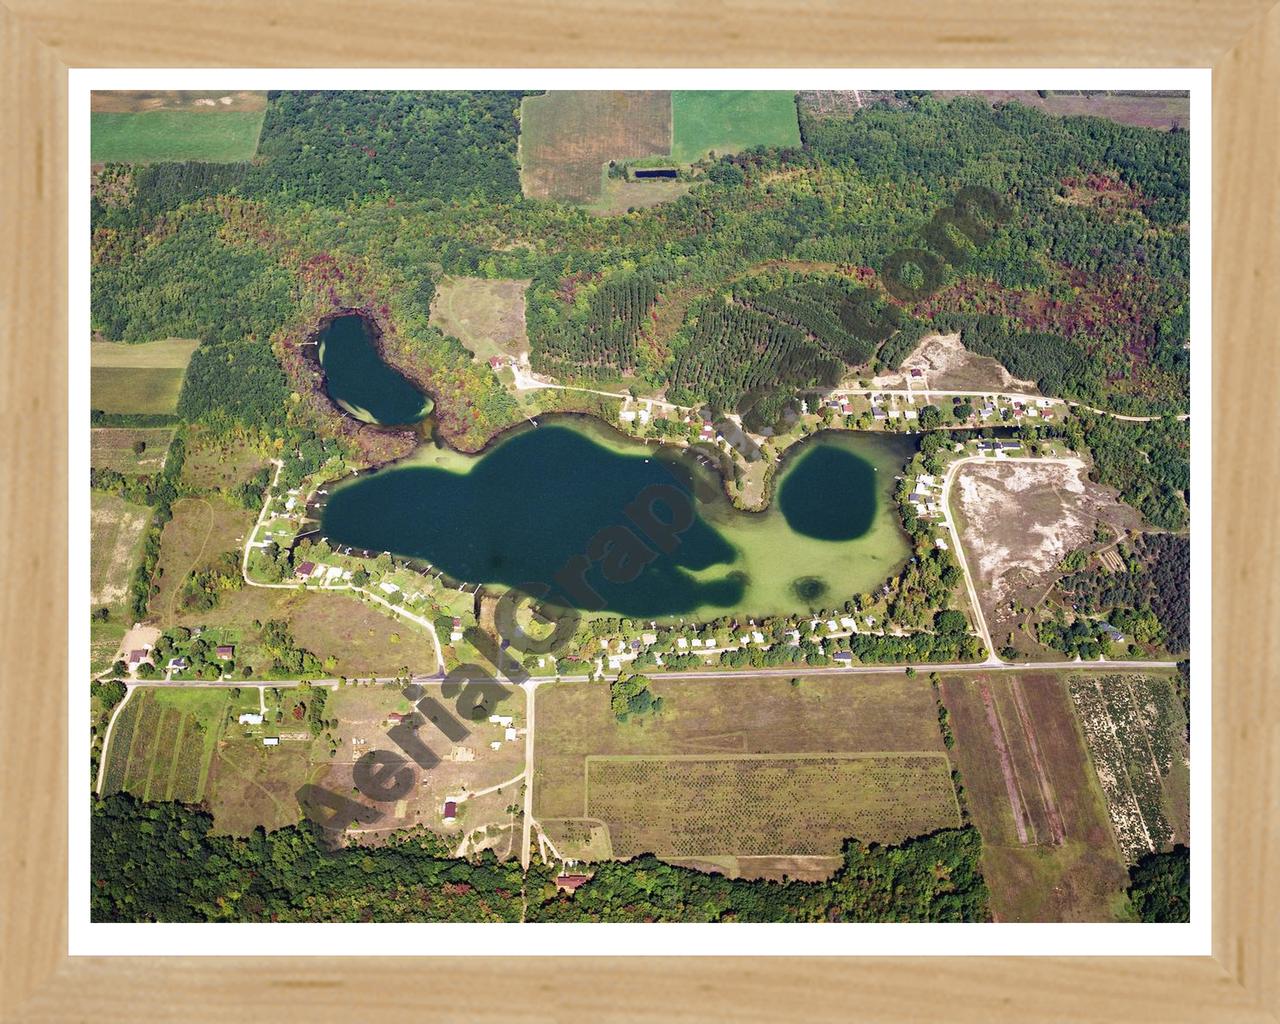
[123,657,1178,692]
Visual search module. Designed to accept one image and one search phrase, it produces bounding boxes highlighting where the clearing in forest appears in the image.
[940,671,1133,922]
[889,333,1041,394]
[90,491,151,609]
[519,91,672,203]
[90,339,199,415]
[670,90,801,163]
[430,277,531,365]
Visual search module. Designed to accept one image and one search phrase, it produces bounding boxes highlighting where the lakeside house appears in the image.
[296,560,316,579]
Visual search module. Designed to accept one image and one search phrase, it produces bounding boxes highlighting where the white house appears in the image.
[238,713,264,725]
[263,737,280,746]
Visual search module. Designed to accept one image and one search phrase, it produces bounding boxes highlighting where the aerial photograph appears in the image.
[87,87,1192,926]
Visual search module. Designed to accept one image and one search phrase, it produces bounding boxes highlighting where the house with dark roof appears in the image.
[555,874,590,892]
[216,645,235,660]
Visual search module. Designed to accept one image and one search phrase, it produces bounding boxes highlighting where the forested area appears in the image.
[1058,533,1190,652]
[1068,413,1190,529]
[668,302,845,410]
[528,827,989,922]
[533,271,660,376]
[91,794,988,923]
[1126,845,1190,922]
[246,91,524,205]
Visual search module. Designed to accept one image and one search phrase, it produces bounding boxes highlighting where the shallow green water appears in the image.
[317,314,432,426]
[319,418,913,619]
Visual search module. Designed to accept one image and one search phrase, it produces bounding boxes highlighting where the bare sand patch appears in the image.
[955,459,1141,650]
[891,333,1040,394]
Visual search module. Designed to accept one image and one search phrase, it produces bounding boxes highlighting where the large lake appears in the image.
[317,314,432,425]
[318,417,913,619]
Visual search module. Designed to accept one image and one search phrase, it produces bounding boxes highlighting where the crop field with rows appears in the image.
[586,752,959,858]
[1068,674,1188,861]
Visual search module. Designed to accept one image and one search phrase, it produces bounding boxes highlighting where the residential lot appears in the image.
[90,491,152,671]
[535,674,957,876]
[519,91,671,203]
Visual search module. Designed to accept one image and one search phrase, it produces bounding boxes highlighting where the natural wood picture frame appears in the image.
[2,2,1276,1019]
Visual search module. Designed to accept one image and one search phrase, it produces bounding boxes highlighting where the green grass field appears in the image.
[91,111,265,163]
[90,339,200,415]
[671,91,801,164]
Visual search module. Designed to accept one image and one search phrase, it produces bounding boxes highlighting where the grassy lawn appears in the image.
[91,111,265,163]
[535,673,955,864]
[671,91,801,163]
[90,340,199,415]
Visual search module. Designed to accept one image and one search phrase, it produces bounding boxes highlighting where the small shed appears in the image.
[442,800,458,822]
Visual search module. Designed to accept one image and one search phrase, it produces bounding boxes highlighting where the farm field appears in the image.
[520,91,671,203]
[90,491,152,671]
[100,687,251,804]
[91,110,265,163]
[952,458,1143,659]
[1068,674,1189,860]
[429,277,531,365]
[90,339,199,415]
[798,90,1188,132]
[588,753,957,858]
[933,90,1189,131]
[534,674,956,872]
[92,90,267,114]
[670,90,801,164]
[91,427,176,475]
[940,671,1133,921]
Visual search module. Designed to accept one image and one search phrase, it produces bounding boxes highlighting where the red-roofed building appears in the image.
[216,645,235,660]
[442,800,458,821]
[387,712,406,724]
[555,874,590,892]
